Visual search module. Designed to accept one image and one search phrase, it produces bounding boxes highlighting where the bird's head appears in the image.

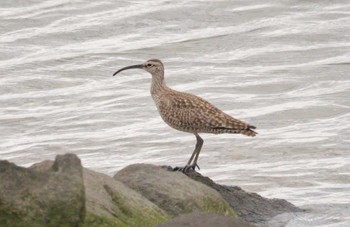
[113,59,164,76]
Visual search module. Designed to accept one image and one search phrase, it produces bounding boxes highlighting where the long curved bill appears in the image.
[112,64,143,76]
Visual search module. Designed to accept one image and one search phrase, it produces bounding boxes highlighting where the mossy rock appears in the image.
[0,155,170,227]
[83,168,169,226]
[114,164,237,218]
[0,154,85,227]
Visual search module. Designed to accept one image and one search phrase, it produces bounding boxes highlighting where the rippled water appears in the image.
[1,0,350,226]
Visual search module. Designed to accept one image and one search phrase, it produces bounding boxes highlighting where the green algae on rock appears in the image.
[0,154,85,227]
[0,154,301,226]
[114,164,237,218]
[83,168,169,227]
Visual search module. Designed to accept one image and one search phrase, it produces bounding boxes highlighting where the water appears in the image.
[1,0,349,226]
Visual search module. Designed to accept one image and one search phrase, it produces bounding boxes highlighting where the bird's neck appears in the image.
[151,71,168,95]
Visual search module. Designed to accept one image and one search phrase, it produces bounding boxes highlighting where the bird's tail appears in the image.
[212,124,257,136]
[240,128,257,137]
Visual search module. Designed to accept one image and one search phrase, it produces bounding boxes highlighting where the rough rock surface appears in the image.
[83,168,169,226]
[114,163,236,218]
[0,154,169,227]
[0,154,302,226]
[30,159,170,226]
[156,212,256,227]
[0,154,85,227]
[182,167,303,224]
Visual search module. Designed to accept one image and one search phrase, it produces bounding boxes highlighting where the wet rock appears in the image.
[0,155,169,227]
[0,154,302,226]
[83,168,169,226]
[0,154,85,227]
[114,164,237,218]
[32,159,170,226]
[156,211,256,227]
[182,168,303,225]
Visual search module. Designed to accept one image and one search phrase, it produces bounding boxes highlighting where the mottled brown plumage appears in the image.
[113,59,257,172]
[156,90,256,136]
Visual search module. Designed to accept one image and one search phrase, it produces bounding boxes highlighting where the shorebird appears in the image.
[113,59,257,172]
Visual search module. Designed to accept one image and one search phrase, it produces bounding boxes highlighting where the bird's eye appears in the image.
[147,63,152,67]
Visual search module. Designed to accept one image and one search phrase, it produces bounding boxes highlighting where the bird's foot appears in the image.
[173,164,200,173]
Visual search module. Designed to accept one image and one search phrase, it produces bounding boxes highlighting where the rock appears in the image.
[156,212,256,227]
[83,168,169,226]
[114,164,237,218]
[0,154,85,227]
[182,168,303,225]
[0,154,302,226]
[32,159,170,226]
[0,154,170,227]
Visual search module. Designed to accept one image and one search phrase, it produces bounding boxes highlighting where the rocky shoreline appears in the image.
[0,154,302,226]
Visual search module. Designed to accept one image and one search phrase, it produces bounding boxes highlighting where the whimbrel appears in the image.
[113,59,257,172]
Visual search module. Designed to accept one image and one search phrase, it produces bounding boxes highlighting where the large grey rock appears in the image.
[83,168,169,226]
[0,154,85,227]
[114,164,237,218]
[0,154,302,227]
[183,169,303,225]
[0,154,170,227]
[31,160,171,226]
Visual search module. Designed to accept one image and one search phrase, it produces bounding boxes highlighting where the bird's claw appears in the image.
[173,164,200,173]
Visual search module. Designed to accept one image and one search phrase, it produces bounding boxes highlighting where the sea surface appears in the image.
[1,0,350,226]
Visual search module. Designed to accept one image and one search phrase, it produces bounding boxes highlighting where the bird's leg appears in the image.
[174,133,203,173]
[186,141,199,166]
[190,134,203,170]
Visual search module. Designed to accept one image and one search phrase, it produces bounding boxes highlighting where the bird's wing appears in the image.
[158,91,255,133]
